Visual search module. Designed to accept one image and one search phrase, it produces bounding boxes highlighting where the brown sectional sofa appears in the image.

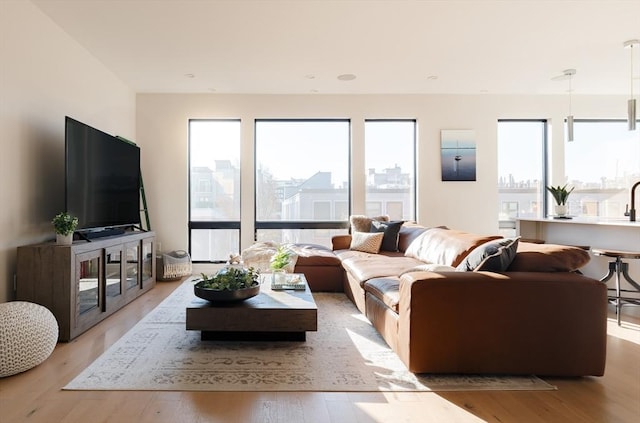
[294,222,607,376]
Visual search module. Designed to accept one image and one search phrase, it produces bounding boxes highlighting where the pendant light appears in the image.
[564,69,576,142]
[624,40,639,131]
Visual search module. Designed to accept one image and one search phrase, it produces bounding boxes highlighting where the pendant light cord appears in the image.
[631,43,634,99]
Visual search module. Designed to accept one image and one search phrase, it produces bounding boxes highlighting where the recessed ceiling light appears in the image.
[337,74,356,81]
[185,73,195,78]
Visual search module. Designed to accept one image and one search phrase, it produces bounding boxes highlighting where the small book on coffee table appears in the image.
[270,273,307,290]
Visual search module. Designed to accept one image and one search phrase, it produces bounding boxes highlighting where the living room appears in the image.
[2,1,639,422]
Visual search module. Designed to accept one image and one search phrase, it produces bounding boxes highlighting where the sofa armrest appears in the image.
[396,270,607,376]
[332,235,352,251]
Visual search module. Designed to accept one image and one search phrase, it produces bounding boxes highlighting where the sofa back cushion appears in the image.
[404,227,503,267]
[397,223,429,252]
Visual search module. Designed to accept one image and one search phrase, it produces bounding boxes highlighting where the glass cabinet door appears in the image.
[141,238,154,287]
[75,250,102,319]
[105,246,125,310]
[125,242,140,292]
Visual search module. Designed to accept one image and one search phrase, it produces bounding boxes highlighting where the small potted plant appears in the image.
[52,212,78,245]
[546,184,574,217]
[270,245,293,270]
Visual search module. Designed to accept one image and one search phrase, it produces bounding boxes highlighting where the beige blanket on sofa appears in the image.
[241,241,297,273]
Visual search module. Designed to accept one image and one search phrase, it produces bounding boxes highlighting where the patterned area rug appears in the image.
[64,279,556,392]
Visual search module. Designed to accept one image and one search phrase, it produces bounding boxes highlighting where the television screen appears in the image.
[65,116,141,231]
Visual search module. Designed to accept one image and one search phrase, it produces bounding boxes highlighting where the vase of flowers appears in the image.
[52,212,78,245]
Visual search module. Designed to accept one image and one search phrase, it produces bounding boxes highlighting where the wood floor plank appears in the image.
[1,278,639,423]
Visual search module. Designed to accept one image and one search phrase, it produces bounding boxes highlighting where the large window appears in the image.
[564,120,640,218]
[255,120,350,246]
[189,120,241,262]
[497,120,547,235]
[364,120,416,221]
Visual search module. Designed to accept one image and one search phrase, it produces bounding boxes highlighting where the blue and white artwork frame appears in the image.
[441,130,476,181]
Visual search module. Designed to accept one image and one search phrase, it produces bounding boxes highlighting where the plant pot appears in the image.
[193,281,260,303]
[554,204,567,217]
[56,233,73,245]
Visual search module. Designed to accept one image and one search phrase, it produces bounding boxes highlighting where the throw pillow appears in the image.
[370,220,404,252]
[350,231,384,254]
[456,237,520,272]
[350,215,389,233]
[507,242,591,272]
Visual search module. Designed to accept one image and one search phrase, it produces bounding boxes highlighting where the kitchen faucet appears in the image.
[626,181,640,221]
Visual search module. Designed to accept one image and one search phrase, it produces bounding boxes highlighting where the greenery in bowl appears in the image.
[270,245,292,270]
[546,184,574,205]
[52,212,78,235]
[198,266,260,291]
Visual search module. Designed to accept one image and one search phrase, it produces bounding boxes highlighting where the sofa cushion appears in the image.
[404,227,503,267]
[456,237,520,272]
[370,220,404,252]
[508,242,591,272]
[401,263,458,275]
[364,277,400,313]
[350,215,389,233]
[339,251,426,284]
[350,232,384,254]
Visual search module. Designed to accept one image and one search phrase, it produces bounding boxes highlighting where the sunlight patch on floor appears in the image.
[607,318,640,345]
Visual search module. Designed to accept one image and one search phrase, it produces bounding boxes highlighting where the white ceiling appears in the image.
[31,0,640,95]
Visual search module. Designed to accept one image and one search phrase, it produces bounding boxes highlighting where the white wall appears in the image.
[136,93,632,257]
[2,1,635,303]
[0,0,135,302]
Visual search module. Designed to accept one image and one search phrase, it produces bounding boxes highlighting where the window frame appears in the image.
[364,119,417,222]
[253,119,351,240]
[188,118,242,263]
[497,119,549,230]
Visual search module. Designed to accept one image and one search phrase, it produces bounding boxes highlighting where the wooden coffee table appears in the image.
[186,274,317,341]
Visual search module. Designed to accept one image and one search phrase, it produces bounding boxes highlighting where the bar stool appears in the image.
[592,248,640,325]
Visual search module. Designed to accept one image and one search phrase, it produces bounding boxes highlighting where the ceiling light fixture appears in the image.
[337,74,356,81]
[624,39,639,131]
[552,69,577,141]
[564,69,576,142]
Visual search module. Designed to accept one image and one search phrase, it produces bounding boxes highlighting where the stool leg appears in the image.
[615,258,622,326]
[600,262,616,284]
[620,262,640,291]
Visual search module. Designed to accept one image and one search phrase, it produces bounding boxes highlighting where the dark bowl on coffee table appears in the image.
[194,281,260,302]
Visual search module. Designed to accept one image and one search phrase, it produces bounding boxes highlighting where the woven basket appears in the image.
[157,250,192,281]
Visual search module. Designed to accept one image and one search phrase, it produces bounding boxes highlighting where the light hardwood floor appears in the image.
[1,279,639,423]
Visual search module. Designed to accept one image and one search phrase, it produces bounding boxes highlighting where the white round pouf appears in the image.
[0,301,59,377]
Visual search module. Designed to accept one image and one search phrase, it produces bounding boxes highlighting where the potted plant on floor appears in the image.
[52,212,78,245]
[546,184,574,217]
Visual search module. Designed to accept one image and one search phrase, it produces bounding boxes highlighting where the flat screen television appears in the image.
[65,116,141,234]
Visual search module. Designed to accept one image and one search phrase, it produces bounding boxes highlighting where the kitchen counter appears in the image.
[517,217,640,318]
